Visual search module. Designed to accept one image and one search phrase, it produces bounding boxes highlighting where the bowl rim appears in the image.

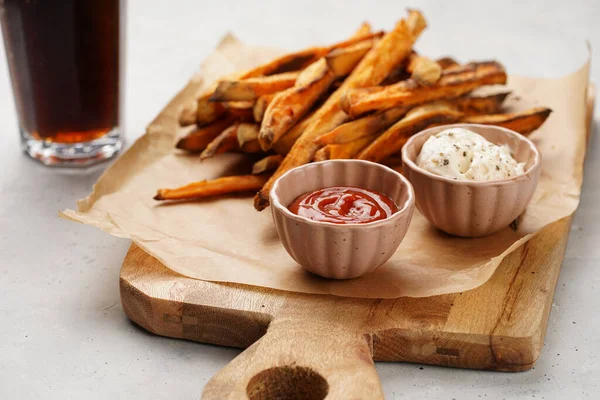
[401,123,542,187]
[270,159,415,229]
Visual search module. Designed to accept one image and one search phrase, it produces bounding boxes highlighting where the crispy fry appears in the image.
[236,123,259,147]
[256,38,379,151]
[406,53,442,86]
[460,107,552,135]
[382,51,450,87]
[235,123,262,153]
[253,94,275,122]
[241,139,262,153]
[194,27,383,125]
[272,110,317,155]
[196,75,244,125]
[226,100,253,108]
[454,91,510,115]
[315,92,509,146]
[226,30,383,82]
[248,30,384,77]
[259,72,339,152]
[357,102,463,162]
[252,49,323,76]
[154,175,270,201]
[381,66,411,85]
[353,22,372,37]
[436,57,459,69]
[259,59,336,151]
[259,42,377,151]
[252,154,284,175]
[342,61,507,117]
[225,100,254,110]
[325,39,377,77]
[210,71,300,102]
[255,77,338,126]
[313,135,377,161]
[179,101,198,126]
[197,72,282,126]
[197,93,227,126]
[315,107,408,145]
[176,117,234,152]
[223,101,254,121]
[255,10,427,210]
[199,124,239,160]
[323,30,384,51]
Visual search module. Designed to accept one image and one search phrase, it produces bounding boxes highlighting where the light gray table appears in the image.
[1,1,598,399]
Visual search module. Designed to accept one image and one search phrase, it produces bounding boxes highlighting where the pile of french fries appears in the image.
[156,10,552,209]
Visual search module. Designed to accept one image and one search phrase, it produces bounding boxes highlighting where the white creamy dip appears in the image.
[416,128,525,181]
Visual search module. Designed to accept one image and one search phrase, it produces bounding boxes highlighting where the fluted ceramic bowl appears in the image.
[401,123,542,237]
[270,160,415,279]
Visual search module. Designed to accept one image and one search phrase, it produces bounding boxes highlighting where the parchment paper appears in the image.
[61,35,591,298]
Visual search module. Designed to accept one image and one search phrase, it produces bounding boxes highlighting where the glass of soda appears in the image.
[0,0,124,167]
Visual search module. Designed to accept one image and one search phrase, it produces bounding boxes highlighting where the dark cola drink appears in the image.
[0,0,124,166]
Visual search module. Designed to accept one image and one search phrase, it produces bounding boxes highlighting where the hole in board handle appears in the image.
[246,365,328,400]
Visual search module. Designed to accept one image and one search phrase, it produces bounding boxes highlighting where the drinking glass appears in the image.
[0,0,124,167]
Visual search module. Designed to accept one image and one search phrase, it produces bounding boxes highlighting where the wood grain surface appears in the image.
[119,87,594,399]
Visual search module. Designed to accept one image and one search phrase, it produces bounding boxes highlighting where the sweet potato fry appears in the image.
[381,66,411,85]
[241,140,262,153]
[195,67,294,126]
[342,61,507,117]
[235,123,262,153]
[225,100,254,110]
[353,22,372,37]
[272,110,317,155]
[255,49,324,77]
[454,92,510,115]
[197,93,227,126]
[357,102,463,162]
[325,30,385,51]
[252,154,284,175]
[259,42,377,151]
[313,135,377,161]
[154,174,270,201]
[176,117,234,152]
[325,39,377,77]
[199,124,240,160]
[381,51,450,86]
[436,57,459,69]
[210,71,300,102]
[315,107,408,145]
[236,123,259,147]
[253,94,275,122]
[258,44,376,151]
[258,59,336,151]
[179,101,198,127]
[315,92,509,146]
[193,27,383,126]
[254,10,427,210]
[460,107,552,135]
[249,30,384,77]
[196,74,246,125]
[223,101,254,121]
[406,53,442,86]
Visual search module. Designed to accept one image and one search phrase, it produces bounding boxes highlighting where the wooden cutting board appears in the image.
[119,88,594,400]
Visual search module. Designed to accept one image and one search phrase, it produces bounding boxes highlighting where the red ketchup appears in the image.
[288,186,398,224]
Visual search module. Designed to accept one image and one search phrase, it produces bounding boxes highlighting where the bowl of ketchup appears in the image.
[270,160,415,279]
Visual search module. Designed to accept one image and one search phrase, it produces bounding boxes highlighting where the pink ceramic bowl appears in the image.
[270,160,415,279]
[401,123,542,237]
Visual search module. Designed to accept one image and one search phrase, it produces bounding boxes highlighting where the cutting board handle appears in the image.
[202,317,384,399]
